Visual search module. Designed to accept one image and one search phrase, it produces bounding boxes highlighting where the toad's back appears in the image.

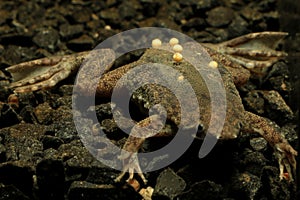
[115,46,244,139]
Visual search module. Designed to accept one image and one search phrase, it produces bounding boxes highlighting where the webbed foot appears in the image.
[115,152,147,184]
[203,32,288,72]
[274,142,297,181]
[6,51,90,93]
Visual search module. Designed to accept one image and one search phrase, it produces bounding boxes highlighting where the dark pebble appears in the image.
[20,105,37,124]
[48,122,78,143]
[99,8,120,25]
[119,1,138,20]
[230,172,262,200]
[153,168,186,199]
[228,15,250,38]
[34,102,53,125]
[67,34,94,51]
[1,45,37,65]
[194,0,220,11]
[33,28,59,51]
[206,7,234,27]
[68,7,92,23]
[242,151,268,176]
[182,18,206,31]
[205,27,229,41]
[249,137,268,151]
[243,90,265,115]
[140,0,160,17]
[59,24,84,40]
[244,90,294,125]
[41,135,64,150]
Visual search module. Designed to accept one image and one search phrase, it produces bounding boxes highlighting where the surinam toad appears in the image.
[5,32,297,184]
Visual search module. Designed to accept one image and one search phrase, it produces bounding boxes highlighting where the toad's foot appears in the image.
[114,114,165,184]
[6,51,90,93]
[274,142,297,181]
[203,32,288,73]
[6,49,115,93]
[115,152,147,184]
[244,111,297,181]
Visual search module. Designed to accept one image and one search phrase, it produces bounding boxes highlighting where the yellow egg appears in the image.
[169,38,179,46]
[177,75,184,81]
[208,61,218,68]
[173,44,183,52]
[173,52,183,62]
[152,38,162,48]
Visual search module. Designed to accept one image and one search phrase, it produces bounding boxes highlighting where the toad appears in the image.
[5,32,297,183]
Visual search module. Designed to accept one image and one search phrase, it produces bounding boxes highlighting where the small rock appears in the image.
[41,135,64,150]
[67,34,94,51]
[99,8,120,24]
[206,7,234,27]
[1,45,36,65]
[205,27,229,41]
[182,18,206,31]
[140,0,160,17]
[261,90,294,122]
[20,105,38,124]
[34,102,53,125]
[231,172,262,200]
[242,151,268,176]
[33,28,59,51]
[243,91,265,115]
[153,168,186,199]
[228,15,250,38]
[59,23,84,40]
[47,121,78,143]
[69,7,92,23]
[249,137,268,151]
[119,1,139,20]
[195,0,220,11]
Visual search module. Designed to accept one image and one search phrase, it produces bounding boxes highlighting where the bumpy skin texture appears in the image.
[5,32,297,183]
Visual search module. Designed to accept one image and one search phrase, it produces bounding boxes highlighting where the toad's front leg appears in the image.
[6,49,115,93]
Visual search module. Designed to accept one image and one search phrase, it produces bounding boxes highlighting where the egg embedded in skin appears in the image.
[152,38,162,48]
[173,44,183,53]
[173,52,183,62]
[169,37,179,46]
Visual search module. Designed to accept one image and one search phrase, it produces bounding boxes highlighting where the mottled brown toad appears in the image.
[6,32,297,183]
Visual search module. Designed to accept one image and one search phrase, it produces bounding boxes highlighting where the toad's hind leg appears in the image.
[243,111,297,181]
